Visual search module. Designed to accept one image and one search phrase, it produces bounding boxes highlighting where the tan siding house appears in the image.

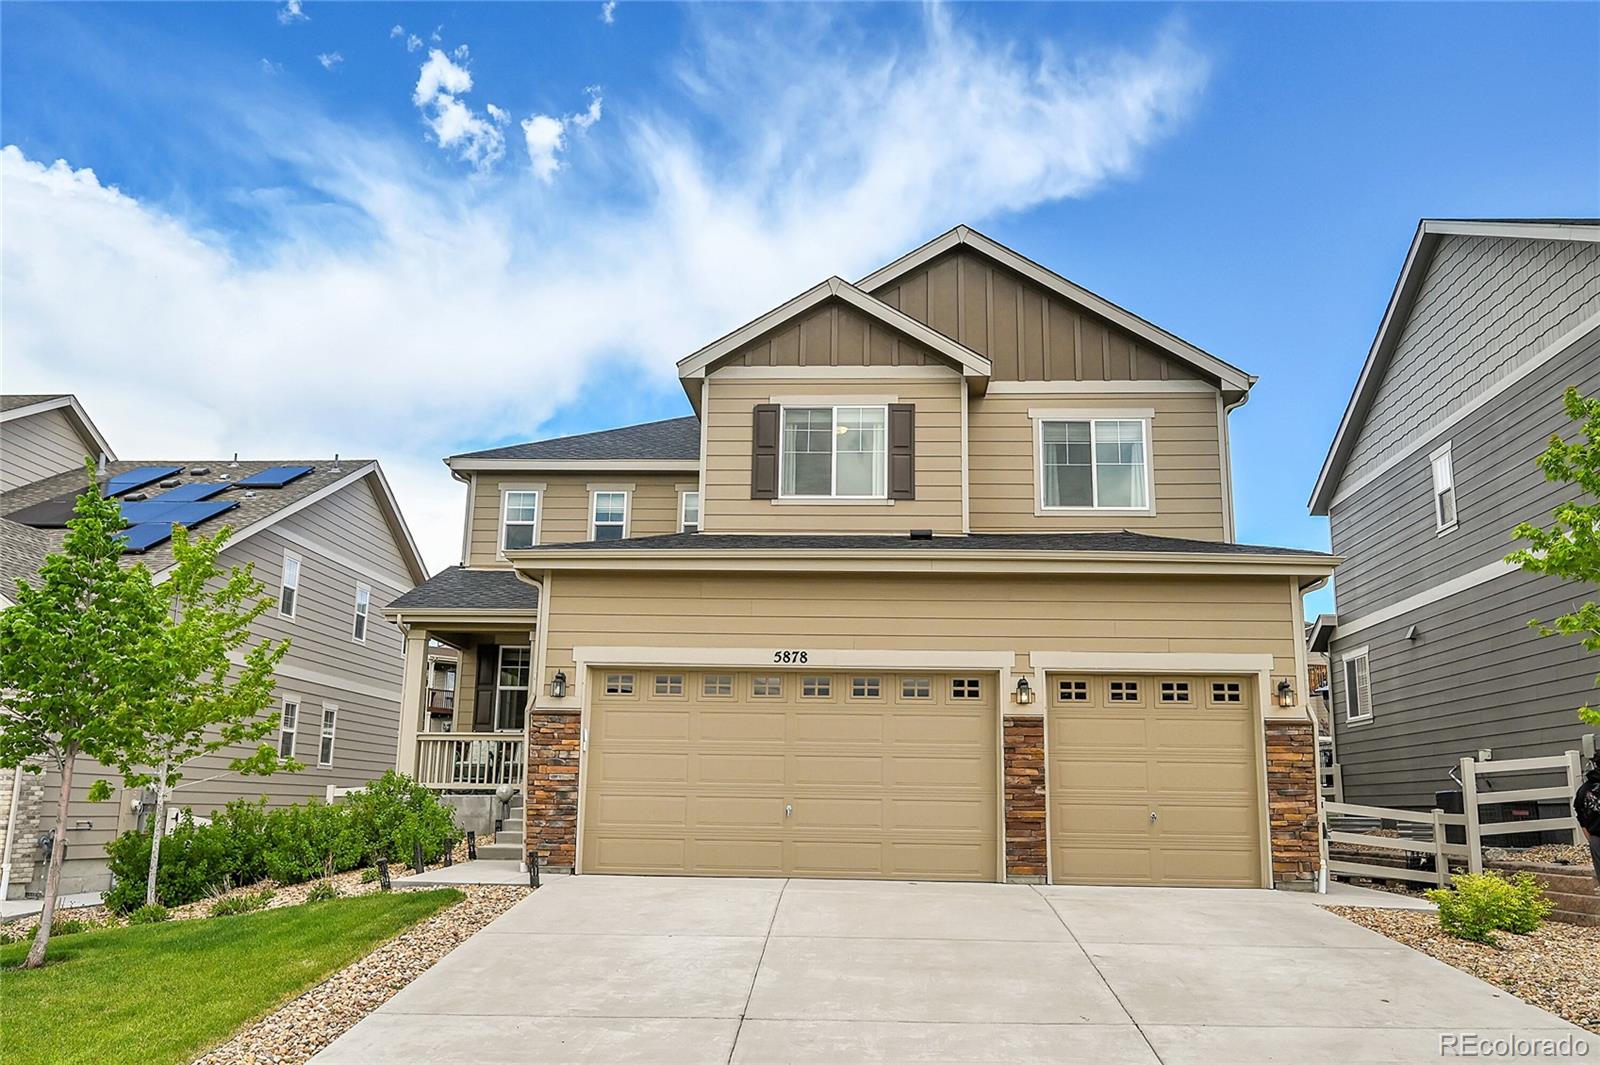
[389,226,1335,890]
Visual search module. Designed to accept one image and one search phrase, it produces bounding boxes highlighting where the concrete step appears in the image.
[1550,909,1600,927]
[1547,890,1600,916]
[495,829,523,846]
[1486,860,1597,896]
[476,841,524,861]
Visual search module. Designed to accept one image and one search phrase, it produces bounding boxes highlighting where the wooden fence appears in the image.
[1323,748,1586,887]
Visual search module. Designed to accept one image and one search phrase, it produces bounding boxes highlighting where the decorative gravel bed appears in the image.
[1329,906,1600,1034]
[193,884,529,1065]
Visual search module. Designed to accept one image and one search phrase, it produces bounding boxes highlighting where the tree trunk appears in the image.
[24,743,77,969]
[145,760,170,908]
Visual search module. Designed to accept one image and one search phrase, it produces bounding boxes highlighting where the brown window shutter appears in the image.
[889,403,916,500]
[751,404,780,499]
[474,644,498,732]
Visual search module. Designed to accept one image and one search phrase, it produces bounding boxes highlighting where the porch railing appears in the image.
[414,734,524,790]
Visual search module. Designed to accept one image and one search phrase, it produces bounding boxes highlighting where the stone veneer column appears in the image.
[525,714,580,872]
[1265,719,1319,888]
[1002,716,1047,883]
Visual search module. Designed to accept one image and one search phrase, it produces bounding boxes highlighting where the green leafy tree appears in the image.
[0,469,169,968]
[1507,386,1600,728]
[111,525,294,907]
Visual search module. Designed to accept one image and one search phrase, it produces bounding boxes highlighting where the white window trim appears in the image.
[279,550,301,620]
[588,489,631,542]
[679,489,701,533]
[351,583,371,643]
[1430,442,1458,535]
[777,403,890,501]
[1031,410,1157,515]
[1340,645,1373,725]
[278,697,299,758]
[318,704,338,767]
[499,487,542,558]
[494,645,531,732]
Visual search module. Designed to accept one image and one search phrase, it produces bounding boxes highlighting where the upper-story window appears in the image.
[1430,443,1457,533]
[351,583,370,642]
[680,490,701,533]
[591,490,629,541]
[278,550,301,619]
[1342,647,1372,724]
[1038,417,1150,511]
[781,406,887,499]
[501,490,540,551]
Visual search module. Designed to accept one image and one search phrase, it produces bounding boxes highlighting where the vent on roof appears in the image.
[909,529,934,540]
[188,466,211,476]
[123,492,149,502]
[158,479,181,488]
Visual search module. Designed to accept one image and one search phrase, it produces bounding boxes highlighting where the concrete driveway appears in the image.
[316,876,1589,1064]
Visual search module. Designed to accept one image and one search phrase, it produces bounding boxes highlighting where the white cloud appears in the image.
[0,11,1207,572]
[452,44,469,61]
[390,24,404,39]
[600,1,616,25]
[317,52,343,71]
[412,48,505,168]
[521,87,602,180]
[406,34,423,53]
[260,58,284,75]
[276,0,307,26]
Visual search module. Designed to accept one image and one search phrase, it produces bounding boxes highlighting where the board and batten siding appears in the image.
[967,390,1227,540]
[1330,330,1600,620]
[1342,234,1600,483]
[1329,567,1599,809]
[537,571,1301,697]
[15,477,415,898]
[724,298,942,368]
[0,407,95,491]
[701,372,965,534]
[467,471,690,566]
[870,249,1203,384]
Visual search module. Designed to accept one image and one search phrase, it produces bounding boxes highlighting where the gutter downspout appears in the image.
[0,765,25,901]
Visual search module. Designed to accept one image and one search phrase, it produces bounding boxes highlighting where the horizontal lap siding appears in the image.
[702,375,964,534]
[1343,235,1600,481]
[468,472,691,565]
[1,408,93,491]
[870,249,1202,384]
[967,392,1226,539]
[1330,332,1600,619]
[541,573,1298,692]
[1330,567,1598,808]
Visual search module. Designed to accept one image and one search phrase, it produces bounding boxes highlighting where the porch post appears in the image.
[395,629,430,774]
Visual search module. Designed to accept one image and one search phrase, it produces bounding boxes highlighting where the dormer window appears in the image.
[781,406,887,499]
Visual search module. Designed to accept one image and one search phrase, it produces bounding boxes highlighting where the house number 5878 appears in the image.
[773,650,809,664]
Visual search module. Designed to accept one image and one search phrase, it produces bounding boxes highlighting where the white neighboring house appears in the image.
[0,394,428,899]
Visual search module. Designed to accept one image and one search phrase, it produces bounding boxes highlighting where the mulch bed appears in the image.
[1329,905,1600,1034]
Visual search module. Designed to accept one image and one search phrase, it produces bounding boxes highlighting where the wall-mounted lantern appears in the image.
[1014,677,1035,706]
[1275,678,1295,708]
[550,670,568,699]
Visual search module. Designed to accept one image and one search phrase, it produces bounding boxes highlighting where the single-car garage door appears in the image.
[1047,673,1264,887]
[582,669,998,880]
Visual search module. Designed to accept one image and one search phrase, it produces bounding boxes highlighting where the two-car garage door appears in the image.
[582,670,998,880]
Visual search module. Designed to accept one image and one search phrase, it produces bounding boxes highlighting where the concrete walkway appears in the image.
[395,860,528,887]
[1,890,103,920]
[315,876,1588,1064]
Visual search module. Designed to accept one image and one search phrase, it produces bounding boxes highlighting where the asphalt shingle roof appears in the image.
[450,416,701,462]
[387,566,542,611]
[0,459,373,587]
[1,394,68,412]
[522,530,1332,557]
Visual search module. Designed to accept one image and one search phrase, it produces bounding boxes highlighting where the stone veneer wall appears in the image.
[0,766,44,895]
[1002,716,1047,882]
[525,714,580,871]
[1265,719,1320,888]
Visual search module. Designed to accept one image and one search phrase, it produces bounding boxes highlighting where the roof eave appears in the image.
[443,457,701,473]
[0,395,117,462]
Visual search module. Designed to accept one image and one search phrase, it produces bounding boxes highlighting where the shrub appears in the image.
[105,810,232,913]
[344,771,458,867]
[50,917,95,937]
[1425,872,1554,944]
[304,881,339,903]
[359,867,380,884]
[263,801,362,884]
[127,903,170,925]
[210,888,275,918]
[209,798,272,886]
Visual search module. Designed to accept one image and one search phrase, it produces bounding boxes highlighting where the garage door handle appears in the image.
[1149,811,1158,823]
[785,804,793,818]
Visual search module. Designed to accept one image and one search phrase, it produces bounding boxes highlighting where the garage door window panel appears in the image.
[701,673,734,698]
[800,675,832,698]
[850,676,883,700]
[751,675,783,698]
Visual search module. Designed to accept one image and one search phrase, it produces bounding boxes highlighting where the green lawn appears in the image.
[1,889,463,1065]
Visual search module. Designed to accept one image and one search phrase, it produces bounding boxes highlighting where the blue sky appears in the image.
[3,2,1597,609]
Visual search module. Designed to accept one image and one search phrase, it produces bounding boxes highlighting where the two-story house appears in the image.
[1310,220,1600,811]
[0,394,429,900]
[387,226,1338,889]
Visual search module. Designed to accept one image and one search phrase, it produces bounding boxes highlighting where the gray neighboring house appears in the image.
[0,394,429,899]
[1309,220,1600,809]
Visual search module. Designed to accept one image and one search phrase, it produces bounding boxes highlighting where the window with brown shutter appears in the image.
[889,403,915,500]
[751,403,779,499]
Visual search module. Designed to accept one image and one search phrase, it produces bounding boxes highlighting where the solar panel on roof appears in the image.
[119,523,174,552]
[234,465,313,488]
[117,498,238,533]
[150,482,230,503]
[106,466,183,496]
